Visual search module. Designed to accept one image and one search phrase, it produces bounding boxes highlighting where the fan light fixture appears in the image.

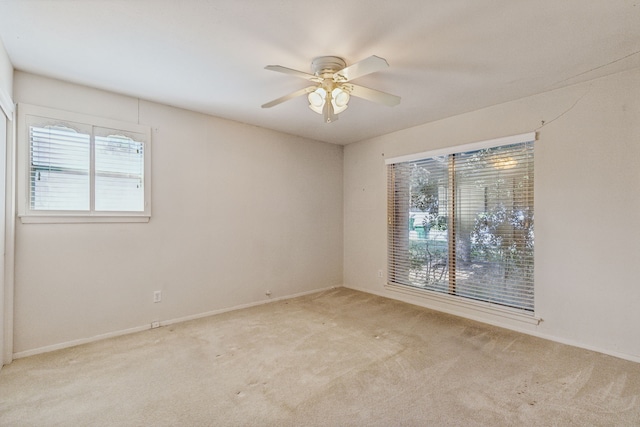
[331,87,350,113]
[262,55,401,124]
[308,88,326,114]
[308,87,350,118]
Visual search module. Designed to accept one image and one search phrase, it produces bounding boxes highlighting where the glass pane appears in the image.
[95,134,145,212]
[406,156,450,291]
[454,143,534,310]
[29,125,90,211]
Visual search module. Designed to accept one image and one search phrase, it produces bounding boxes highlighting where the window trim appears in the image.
[384,132,536,166]
[385,282,541,325]
[385,132,539,323]
[17,103,151,224]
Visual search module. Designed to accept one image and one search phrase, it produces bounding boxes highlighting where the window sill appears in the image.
[19,214,150,224]
[385,282,541,326]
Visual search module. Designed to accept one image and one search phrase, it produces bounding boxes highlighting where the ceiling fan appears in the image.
[261,55,401,123]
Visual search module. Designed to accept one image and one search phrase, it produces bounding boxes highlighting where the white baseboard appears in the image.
[19,284,638,365]
[156,286,339,328]
[13,285,340,360]
[345,285,640,364]
[13,324,150,359]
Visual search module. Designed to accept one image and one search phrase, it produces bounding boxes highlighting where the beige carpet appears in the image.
[1,288,639,426]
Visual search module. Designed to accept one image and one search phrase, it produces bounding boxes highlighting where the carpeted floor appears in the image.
[1,287,639,426]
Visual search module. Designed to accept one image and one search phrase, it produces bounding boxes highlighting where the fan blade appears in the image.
[264,65,319,81]
[334,55,389,82]
[347,84,401,107]
[261,86,317,108]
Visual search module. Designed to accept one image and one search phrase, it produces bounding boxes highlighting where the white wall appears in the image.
[11,65,640,362]
[12,72,343,355]
[0,37,13,367]
[344,67,640,362]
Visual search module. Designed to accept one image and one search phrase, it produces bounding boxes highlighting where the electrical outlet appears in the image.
[153,290,162,303]
[377,270,384,279]
[151,321,160,329]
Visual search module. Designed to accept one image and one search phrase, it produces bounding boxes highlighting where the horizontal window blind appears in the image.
[95,133,145,212]
[388,135,535,312]
[29,125,91,211]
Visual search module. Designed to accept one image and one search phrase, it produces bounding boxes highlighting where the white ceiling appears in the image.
[1,1,639,145]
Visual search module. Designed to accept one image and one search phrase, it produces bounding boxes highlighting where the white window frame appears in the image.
[17,103,151,223]
[385,132,540,325]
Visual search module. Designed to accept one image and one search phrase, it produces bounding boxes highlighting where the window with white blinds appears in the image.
[18,104,151,222]
[30,124,91,211]
[387,133,535,312]
[94,131,145,212]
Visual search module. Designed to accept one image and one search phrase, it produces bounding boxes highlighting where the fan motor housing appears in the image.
[311,56,346,76]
